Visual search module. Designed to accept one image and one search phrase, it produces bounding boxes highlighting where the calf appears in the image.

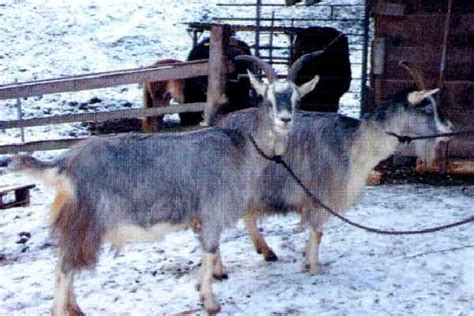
[142,59,184,132]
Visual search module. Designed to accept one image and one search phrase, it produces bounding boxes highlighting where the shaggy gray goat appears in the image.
[2,55,319,315]
[218,77,453,275]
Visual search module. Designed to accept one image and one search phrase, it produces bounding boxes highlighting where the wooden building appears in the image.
[367,0,474,172]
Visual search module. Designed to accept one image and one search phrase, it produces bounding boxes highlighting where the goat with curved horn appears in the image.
[287,50,325,82]
[217,67,454,275]
[0,53,323,316]
[2,56,313,315]
[234,55,320,120]
[399,60,441,106]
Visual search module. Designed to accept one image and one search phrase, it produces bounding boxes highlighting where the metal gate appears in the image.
[187,0,371,117]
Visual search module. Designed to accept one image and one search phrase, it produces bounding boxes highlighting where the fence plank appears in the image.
[0,60,209,100]
[186,22,365,36]
[0,103,205,129]
[204,24,231,125]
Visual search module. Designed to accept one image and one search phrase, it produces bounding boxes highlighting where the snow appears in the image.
[0,174,473,315]
[1,0,363,145]
[1,0,473,315]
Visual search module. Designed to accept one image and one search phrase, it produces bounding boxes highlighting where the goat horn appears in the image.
[234,55,278,83]
[399,61,426,91]
[287,50,324,83]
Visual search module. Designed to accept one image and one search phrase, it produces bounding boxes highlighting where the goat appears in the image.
[142,59,184,132]
[291,27,351,112]
[218,62,454,274]
[2,55,320,314]
[180,36,252,126]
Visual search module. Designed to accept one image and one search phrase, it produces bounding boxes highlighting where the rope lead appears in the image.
[249,133,474,235]
[387,129,474,144]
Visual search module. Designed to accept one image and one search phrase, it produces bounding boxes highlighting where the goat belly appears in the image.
[104,223,185,248]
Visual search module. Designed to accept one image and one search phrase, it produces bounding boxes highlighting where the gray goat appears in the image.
[218,65,453,275]
[2,55,319,315]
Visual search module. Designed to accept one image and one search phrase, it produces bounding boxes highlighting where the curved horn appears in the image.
[399,61,426,91]
[234,55,278,83]
[287,50,324,83]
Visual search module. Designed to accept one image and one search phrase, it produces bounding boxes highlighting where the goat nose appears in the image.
[280,117,292,123]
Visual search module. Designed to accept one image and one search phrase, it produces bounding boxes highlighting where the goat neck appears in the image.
[358,104,407,167]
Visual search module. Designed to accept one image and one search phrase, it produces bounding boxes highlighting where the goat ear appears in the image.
[247,70,267,96]
[408,88,440,106]
[297,75,319,98]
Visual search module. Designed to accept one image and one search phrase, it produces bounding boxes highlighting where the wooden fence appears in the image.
[0,24,232,155]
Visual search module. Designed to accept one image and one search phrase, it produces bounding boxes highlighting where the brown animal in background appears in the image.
[142,59,184,132]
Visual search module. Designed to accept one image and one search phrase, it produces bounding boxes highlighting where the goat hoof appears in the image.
[309,266,321,275]
[204,300,221,314]
[213,264,228,280]
[213,273,228,280]
[195,283,201,292]
[305,263,322,275]
[68,308,85,316]
[264,251,278,262]
[200,293,221,314]
[51,304,84,316]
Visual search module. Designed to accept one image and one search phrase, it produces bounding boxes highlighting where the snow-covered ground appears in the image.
[1,0,364,147]
[1,173,473,315]
[1,0,473,315]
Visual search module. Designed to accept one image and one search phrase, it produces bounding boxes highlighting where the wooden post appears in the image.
[15,187,31,206]
[360,0,371,112]
[203,24,230,126]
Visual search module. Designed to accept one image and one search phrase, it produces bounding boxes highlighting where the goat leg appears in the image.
[244,213,278,262]
[198,252,221,314]
[303,227,323,275]
[212,249,228,280]
[52,265,83,316]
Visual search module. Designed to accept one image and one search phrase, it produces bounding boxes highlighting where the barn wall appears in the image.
[367,0,474,160]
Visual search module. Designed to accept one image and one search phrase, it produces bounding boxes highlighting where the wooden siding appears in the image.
[368,1,474,160]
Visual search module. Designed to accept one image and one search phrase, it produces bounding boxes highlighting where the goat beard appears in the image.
[273,134,290,156]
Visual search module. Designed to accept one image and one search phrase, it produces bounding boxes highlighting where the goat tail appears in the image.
[0,155,55,176]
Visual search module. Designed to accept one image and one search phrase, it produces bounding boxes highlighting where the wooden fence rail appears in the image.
[0,103,205,129]
[0,24,231,155]
[0,60,209,100]
[0,60,210,154]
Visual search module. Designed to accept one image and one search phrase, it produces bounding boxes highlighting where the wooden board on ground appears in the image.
[0,184,36,209]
